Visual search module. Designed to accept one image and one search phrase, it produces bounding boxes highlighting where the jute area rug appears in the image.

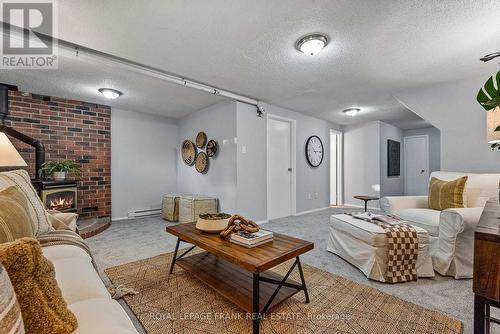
[105,250,463,334]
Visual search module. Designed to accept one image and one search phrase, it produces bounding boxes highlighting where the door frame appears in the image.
[266,114,297,220]
[330,129,343,206]
[403,134,429,195]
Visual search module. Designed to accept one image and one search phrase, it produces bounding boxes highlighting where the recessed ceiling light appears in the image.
[98,88,123,100]
[343,108,360,117]
[296,33,328,56]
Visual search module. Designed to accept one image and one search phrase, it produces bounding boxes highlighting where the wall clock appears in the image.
[305,135,324,167]
[195,152,209,173]
[196,131,207,148]
[206,139,218,157]
[181,140,197,166]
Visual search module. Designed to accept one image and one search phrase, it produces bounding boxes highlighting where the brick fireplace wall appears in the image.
[4,90,111,219]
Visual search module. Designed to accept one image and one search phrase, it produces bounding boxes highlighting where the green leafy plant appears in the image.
[40,160,81,177]
[477,71,500,110]
[199,213,232,220]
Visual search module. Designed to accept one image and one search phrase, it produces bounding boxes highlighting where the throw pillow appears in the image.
[0,186,35,243]
[0,238,78,334]
[428,176,468,210]
[0,264,25,334]
[0,170,54,236]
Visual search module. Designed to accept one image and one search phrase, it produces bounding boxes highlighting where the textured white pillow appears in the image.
[0,170,53,236]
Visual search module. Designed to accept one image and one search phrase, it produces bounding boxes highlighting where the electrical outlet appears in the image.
[314,192,318,199]
[242,145,247,154]
[308,193,312,200]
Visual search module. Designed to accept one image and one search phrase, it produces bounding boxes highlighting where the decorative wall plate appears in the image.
[206,139,218,157]
[196,132,207,148]
[195,152,209,173]
[181,140,197,166]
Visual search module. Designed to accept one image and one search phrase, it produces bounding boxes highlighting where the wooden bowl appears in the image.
[196,216,231,233]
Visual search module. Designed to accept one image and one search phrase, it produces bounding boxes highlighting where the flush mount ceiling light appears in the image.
[343,108,360,117]
[98,88,123,100]
[296,33,328,56]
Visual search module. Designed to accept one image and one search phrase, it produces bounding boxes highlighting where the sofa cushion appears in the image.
[0,238,78,334]
[69,298,138,334]
[428,176,467,210]
[0,185,35,243]
[50,257,110,305]
[395,209,441,236]
[0,264,25,334]
[0,170,53,236]
[42,244,92,262]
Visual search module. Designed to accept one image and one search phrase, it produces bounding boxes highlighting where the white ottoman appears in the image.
[326,214,434,282]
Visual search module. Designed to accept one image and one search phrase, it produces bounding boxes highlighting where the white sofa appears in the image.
[42,244,138,333]
[0,170,139,333]
[380,171,500,279]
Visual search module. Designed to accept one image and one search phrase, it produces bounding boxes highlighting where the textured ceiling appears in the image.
[1,0,499,126]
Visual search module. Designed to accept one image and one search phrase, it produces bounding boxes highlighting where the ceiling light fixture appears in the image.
[343,108,360,117]
[296,33,328,56]
[98,88,123,100]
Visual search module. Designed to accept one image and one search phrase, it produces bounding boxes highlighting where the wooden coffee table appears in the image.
[166,223,314,334]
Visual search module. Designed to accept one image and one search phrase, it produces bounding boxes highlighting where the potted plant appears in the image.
[41,160,81,181]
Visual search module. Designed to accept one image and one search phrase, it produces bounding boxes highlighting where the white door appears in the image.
[330,132,338,205]
[330,130,343,206]
[404,135,429,195]
[267,118,292,220]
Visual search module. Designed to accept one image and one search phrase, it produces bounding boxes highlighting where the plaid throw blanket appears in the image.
[374,221,418,283]
[349,213,419,283]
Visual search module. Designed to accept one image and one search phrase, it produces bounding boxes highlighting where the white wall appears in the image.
[395,75,500,173]
[403,127,441,174]
[236,103,267,220]
[379,122,404,197]
[236,102,341,220]
[111,109,178,220]
[111,100,342,221]
[177,101,238,213]
[343,122,381,207]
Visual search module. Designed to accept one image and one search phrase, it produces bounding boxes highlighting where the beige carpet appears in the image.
[105,250,463,334]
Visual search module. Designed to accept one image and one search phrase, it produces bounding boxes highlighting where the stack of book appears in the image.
[230,229,274,248]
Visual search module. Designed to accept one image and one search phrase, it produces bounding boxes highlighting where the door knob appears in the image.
[287,168,293,172]
[420,170,425,173]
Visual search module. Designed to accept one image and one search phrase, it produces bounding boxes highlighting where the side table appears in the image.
[473,198,500,333]
[353,195,379,212]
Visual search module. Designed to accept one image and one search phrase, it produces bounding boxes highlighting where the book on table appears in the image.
[229,230,273,247]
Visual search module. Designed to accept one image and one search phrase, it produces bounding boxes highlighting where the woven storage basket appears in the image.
[162,194,183,222]
[178,195,218,223]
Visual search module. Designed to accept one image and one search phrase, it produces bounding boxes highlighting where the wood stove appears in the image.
[33,180,78,213]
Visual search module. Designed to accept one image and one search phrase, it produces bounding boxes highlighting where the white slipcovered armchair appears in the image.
[380,171,500,279]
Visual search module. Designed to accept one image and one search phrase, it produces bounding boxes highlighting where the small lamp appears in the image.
[487,106,500,144]
[0,132,27,168]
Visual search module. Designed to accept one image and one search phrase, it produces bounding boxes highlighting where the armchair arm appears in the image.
[379,196,429,214]
[440,207,485,233]
[434,206,485,278]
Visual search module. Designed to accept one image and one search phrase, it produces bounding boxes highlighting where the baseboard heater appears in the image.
[127,208,161,218]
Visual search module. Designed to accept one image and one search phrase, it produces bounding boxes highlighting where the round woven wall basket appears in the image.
[181,140,197,166]
[195,151,209,173]
[206,139,218,157]
[196,132,207,148]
